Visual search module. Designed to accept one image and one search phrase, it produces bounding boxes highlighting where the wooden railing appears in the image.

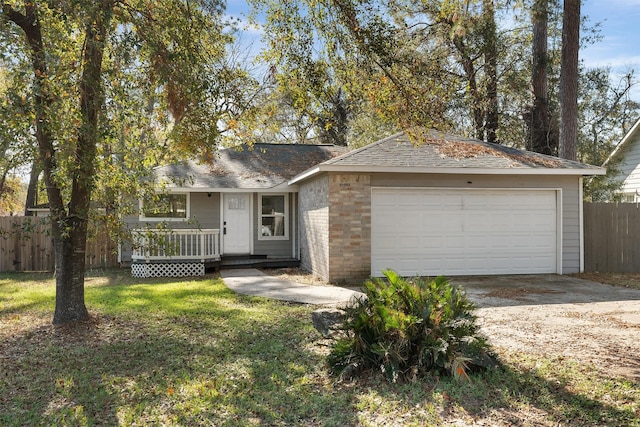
[132,228,220,262]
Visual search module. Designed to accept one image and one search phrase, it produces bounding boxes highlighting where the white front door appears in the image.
[223,193,251,254]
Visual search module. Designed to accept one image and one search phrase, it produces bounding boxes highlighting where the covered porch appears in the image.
[129,228,299,278]
[131,228,221,278]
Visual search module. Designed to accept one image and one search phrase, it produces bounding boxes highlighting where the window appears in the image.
[259,194,288,239]
[140,193,189,220]
[622,193,637,203]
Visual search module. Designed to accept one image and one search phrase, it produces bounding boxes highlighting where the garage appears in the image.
[371,188,560,276]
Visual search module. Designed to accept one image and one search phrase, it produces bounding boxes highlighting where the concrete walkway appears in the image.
[220,268,364,305]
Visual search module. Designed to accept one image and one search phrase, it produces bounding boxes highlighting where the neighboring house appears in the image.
[603,117,640,202]
[26,203,50,217]
[126,130,605,282]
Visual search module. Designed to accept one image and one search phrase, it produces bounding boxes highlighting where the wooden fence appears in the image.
[583,202,640,272]
[0,216,119,272]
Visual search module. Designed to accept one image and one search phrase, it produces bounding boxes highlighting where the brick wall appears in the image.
[327,173,371,283]
[298,175,330,280]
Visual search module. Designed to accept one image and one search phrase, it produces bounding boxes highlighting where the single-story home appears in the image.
[126,129,605,282]
[603,116,640,202]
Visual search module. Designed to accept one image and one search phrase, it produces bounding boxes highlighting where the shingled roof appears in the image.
[155,143,347,189]
[290,129,605,183]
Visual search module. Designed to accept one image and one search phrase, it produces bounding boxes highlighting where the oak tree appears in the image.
[1,0,234,324]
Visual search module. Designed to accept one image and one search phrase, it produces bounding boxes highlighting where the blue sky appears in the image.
[226,0,640,95]
[582,0,640,71]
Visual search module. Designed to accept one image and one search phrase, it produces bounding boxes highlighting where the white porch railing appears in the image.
[132,228,220,262]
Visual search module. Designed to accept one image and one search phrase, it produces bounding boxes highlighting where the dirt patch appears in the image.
[463,277,640,383]
[571,272,640,290]
[482,287,564,300]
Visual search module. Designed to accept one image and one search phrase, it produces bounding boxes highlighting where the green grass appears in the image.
[1,270,638,426]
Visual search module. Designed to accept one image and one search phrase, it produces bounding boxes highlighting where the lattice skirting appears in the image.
[131,262,205,278]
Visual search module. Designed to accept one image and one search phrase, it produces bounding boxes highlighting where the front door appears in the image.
[223,193,251,254]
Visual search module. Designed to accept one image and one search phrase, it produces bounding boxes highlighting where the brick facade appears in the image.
[299,173,372,284]
[298,175,330,281]
[299,174,371,283]
[327,173,371,283]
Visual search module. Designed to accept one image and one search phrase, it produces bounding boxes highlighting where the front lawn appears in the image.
[1,270,638,426]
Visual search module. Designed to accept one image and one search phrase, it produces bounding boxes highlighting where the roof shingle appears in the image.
[324,129,602,171]
[155,143,347,189]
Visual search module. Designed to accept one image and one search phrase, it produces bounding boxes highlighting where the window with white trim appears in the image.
[259,194,288,239]
[140,193,189,221]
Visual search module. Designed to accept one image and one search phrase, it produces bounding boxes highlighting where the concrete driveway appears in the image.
[450,274,640,381]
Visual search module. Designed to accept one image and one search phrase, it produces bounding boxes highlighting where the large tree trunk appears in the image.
[24,162,39,216]
[558,0,580,160]
[53,4,112,324]
[483,0,499,143]
[53,224,90,323]
[528,0,555,155]
[453,36,484,140]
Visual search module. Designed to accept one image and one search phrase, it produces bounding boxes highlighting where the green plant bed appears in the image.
[328,270,496,382]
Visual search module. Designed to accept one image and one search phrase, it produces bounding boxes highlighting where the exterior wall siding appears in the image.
[327,173,372,283]
[612,133,640,195]
[298,175,330,280]
[190,192,221,229]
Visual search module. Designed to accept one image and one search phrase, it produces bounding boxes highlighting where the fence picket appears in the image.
[0,217,118,272]
[583,202,640,272]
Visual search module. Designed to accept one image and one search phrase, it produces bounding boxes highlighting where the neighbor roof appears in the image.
[603,116,640,166]
[290,129,605,184]
[155,143,347,190]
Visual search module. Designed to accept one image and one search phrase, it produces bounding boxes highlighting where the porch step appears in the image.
[210,256,299,271]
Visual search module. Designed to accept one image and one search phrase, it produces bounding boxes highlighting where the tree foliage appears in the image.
[0,63,34,211]
[248,0,638,199]
[248,0,456,146]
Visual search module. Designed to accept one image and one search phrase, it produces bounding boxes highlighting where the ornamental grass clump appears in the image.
[328,269,492,382]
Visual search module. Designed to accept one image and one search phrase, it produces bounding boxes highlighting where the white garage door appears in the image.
[371,188,558,276]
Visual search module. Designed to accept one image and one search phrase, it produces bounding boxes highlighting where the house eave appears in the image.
[160,183,300,193]
[604,116,640,166]
[289,164,606,184]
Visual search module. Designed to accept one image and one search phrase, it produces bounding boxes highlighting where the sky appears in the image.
[581,0,640,70]
[226,0,640,93]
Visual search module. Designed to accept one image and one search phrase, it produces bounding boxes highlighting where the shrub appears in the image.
[328,269,492,382]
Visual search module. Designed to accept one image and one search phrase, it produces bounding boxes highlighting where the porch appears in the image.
[130,228,299,278]
[131,228,221,278]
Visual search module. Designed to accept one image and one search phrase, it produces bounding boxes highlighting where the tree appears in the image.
[250,0,518,145]
[558,0,580,160]
[249,0,637,167]
[0,176,25,215]
[525,0,555,155]
[0,64,34,211]
[1,1,234,324]
[579,69,639,201]
[423,0,501,141]
[249,0,454,146]
[3,1,117,323]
